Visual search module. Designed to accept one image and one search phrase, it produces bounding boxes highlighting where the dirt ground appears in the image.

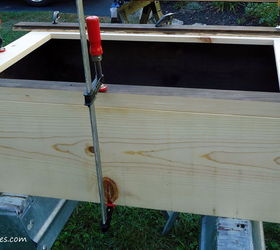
[161,2,261,26]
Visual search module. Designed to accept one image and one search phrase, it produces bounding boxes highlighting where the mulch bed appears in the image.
[161,2,262,26]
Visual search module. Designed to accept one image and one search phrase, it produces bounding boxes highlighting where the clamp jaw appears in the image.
[52,11,60,24]
[0,37,5,53]
[155,13,174,27]
[101,203,116,233]
[84,74,104,107]
[85,16,108,107]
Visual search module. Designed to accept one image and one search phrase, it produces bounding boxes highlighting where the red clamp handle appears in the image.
[86,16,103,57]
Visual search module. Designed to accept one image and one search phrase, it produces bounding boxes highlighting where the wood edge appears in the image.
[0,78,279,103]
[47,31,274,46]
[0,32,51,73]
[274,39,280,89]
[13,22,280,37]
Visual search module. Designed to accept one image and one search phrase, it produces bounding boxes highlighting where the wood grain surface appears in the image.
[14,22,280,36]
[0,86,280,222]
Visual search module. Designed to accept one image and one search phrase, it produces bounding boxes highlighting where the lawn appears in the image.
[1,10,280,250]
[53,203,200,249]
[0,11,79,45]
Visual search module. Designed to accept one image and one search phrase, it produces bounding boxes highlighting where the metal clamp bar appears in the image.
[76,0,107,225]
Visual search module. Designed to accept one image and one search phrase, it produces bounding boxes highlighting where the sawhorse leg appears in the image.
[140,1,163,24]
[200,216,265,250]
[162,213,265,250]
[162,211,179,235]
[116,0,163,24]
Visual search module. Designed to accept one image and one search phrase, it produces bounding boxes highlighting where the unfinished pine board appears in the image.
[274,39,280,88]
[0,31,278,75]
[8,27,272,45]
[0,32,51,73]
[14,22,280,37]
[50,31,274,45]
[1,86,280,223]
[1,80,280,103]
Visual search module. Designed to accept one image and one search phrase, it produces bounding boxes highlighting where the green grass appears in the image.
[211,2,243,13]
[53,203,280,249]
[2,10,280,249]
[264,223,280,249]
[0,11,79,45]
[0,12,110,46]
[245,3,278,26]
[53,203,200,249]
[173,1,188,10]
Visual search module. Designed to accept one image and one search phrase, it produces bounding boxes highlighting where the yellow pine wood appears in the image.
[51,31,274,45]
[1,87,280,117]
[0,31,276,75]
[0,87,280,222]
[0,32,51,73]
[274,39,280,87]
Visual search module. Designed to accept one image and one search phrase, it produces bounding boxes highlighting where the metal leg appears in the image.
[151,1,163,22]
[199,216,265,250]
[0,193,77,249]
[251,221,266,250]
[140,4,152,24]
[161,211,179,235]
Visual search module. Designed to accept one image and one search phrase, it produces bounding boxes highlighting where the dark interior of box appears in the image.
[0,39,279,92]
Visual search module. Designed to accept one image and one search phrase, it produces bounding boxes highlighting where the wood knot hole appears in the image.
[103,177,118,203]
[87,146,95,154]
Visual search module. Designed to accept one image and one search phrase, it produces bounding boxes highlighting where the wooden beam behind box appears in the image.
[0,84,280,223]
[13,22,280,37]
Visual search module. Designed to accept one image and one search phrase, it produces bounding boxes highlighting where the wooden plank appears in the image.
[1,31,276,78]
[274,39,280,88]
[119,0,153,15]
[1,85,280,223]
[14,22,280,37]
[118,0,153,23]
[0,32,51,73]
[0,79,280,108]
[1,79,280,103]
[48,31,274,45]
